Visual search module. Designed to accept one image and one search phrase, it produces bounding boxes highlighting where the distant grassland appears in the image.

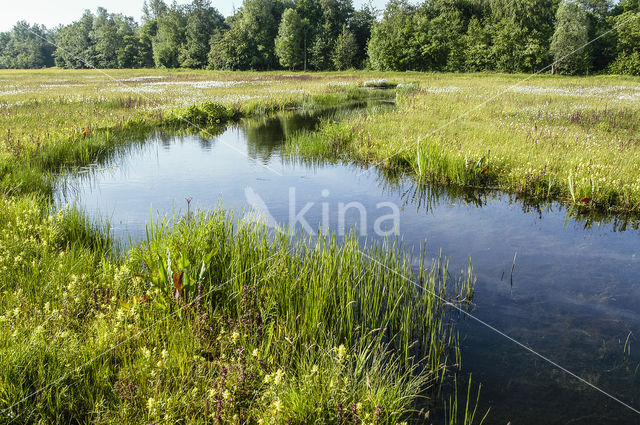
[285,73,640,213]
[0,69,391,142]
[2,69,640,212]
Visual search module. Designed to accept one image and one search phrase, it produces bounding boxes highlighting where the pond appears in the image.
[55,104,640,425]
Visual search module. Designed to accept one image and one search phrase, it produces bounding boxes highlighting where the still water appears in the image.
[56,107,640,425]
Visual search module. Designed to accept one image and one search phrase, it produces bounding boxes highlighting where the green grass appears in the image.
[285,73,640,214]
[0,196,475,424]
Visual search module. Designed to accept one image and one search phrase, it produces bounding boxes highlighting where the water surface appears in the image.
[56,107,640,425]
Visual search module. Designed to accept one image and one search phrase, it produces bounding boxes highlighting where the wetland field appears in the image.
[1,69,640,424]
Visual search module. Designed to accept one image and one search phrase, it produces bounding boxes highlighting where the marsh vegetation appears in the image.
[1,70,640,424]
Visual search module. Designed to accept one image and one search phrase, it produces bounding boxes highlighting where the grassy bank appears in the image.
[0,195,473,423]
[284,73,640,213]
[0,70,393,197]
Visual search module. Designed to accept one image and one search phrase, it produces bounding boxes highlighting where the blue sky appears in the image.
[0,0,392,32]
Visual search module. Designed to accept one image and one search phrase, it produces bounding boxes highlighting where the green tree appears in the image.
[368,0,426,71]
[349,3,377,67]
[307,0,354,70]
[296,0,323,68]
[423,0,467,71]
[54,10,96,68]
[137,21,157,67]
[241,0,288,69]
[580,0,616,71]
[275,8,305,70]
[0,33,9,68]
[550,0,591,74]
[142,0,168,22]
[319,0,354,39]
[610,11,640,74]
[112,14,142,68]
[488,0,555,72]
[181,0,225,68]
[209,0,287,70]
[332,24,358,69]
[138,0,166,67]
[208,11,262,70]
[489,18,550,73]
[153,4,186,68]
[490,18,525,72]
[90,9,138,68]
[310,25,335,70]
[208,16,251,70]
[0,22,55,69]
[118,34,141,67]
[91,8,120,68]
[463,16,492,71]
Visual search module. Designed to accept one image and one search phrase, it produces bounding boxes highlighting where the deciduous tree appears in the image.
[332,24,358,69]
[550,0,591,74]
[275,8,305,70]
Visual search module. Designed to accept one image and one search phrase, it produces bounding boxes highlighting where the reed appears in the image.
[443,376,490,425]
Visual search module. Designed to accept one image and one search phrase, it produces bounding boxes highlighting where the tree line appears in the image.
[1,0,640,75]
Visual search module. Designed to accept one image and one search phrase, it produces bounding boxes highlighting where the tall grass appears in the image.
[0,198,477,424]
[133,210,474,368]
[443,376,490,425]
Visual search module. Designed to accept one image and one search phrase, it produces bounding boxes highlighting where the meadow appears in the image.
[286,73,640,214]
[4,70,640,212]
[1,69,639,423]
